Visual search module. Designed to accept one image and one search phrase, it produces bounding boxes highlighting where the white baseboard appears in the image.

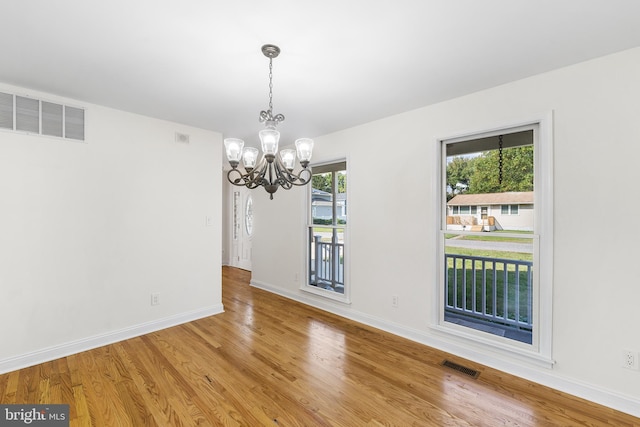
[0,304,224,375]
[250,279,640,418]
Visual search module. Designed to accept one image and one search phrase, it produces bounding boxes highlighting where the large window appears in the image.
[439,119,553,364]
[306,161,347,298]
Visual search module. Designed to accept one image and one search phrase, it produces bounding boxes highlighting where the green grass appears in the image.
[449,230,533,243]
[312,227,333,233]
[311,227,346,234]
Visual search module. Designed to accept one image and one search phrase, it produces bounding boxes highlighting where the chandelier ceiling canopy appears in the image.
[224,44,314,200]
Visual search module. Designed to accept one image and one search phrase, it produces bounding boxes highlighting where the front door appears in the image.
[480,206,488,229]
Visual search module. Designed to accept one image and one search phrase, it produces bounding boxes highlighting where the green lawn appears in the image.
[449,230,533,243]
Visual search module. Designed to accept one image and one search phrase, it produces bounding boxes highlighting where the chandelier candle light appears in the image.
[224,44,314,200]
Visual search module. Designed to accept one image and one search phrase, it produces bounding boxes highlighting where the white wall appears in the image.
[250,47,640,415]
[0,84,223,371]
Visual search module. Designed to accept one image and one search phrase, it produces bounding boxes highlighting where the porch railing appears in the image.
[445,254,533,330]
[311,235,344,291]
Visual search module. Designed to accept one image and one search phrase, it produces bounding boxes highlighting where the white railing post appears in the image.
[314,235,322,285]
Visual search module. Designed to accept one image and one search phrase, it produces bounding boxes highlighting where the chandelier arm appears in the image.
[275,167,293,188]
[226,159,268,188]
[274,155,296,184]
[272,155,311,186]
[227,168,249,186]
[280,168,312,186]
[277,179,293,191]
[245,161,269,189]
[289,168,313,186]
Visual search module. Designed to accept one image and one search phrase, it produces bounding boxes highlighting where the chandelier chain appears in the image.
[268,57,274,113]
[498,135,503,185]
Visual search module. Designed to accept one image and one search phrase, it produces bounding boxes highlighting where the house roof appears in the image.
[448,192,534,206]
[312,188,332,202]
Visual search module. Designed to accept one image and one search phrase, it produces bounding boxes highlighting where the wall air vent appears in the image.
[42,101,63,137]
[0,92,13,130]
[0,92,85,141]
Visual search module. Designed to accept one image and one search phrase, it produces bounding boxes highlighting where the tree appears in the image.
[336,171,346,194]
[312,173,332,193]
[312,171,347,194]
[468,146,533,194]
[446,156,475,199]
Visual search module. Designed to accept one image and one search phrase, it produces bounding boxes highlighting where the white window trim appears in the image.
[432,112,554,368]
[302,158,351,305]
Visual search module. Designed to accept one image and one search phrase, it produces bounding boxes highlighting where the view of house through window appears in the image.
[443,130,534,344]
[308,162,346,294]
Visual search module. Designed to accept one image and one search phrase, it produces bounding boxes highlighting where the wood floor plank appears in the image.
[1,266,638,426]
[72,345,130,426]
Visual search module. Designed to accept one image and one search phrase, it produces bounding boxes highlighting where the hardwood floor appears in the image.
[1,266,638,426]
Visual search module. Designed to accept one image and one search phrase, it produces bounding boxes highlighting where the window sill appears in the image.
[300,285,351,304]
[430,322,555,369]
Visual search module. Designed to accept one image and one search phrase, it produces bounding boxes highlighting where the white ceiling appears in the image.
[2,0,640,146]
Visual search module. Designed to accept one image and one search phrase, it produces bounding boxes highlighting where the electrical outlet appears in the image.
[392,295,399,308]
[151,293,160,306]
[622,350,639,370]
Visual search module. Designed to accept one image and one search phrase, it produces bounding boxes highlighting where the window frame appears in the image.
[433,113,554,368]
[302,159,350,304]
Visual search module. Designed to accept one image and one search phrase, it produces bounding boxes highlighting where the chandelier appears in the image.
[224,44,314,200]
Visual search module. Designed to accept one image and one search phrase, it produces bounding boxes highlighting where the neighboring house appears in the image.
[447,191,533,231]
[312,188,347,223]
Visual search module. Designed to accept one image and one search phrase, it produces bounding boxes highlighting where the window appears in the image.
[232,191,240,241]
[501,204,519,215]
[245,195,253,237]
[438,117,553,365]
[306,161,347,299]
[451,205,477,215]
